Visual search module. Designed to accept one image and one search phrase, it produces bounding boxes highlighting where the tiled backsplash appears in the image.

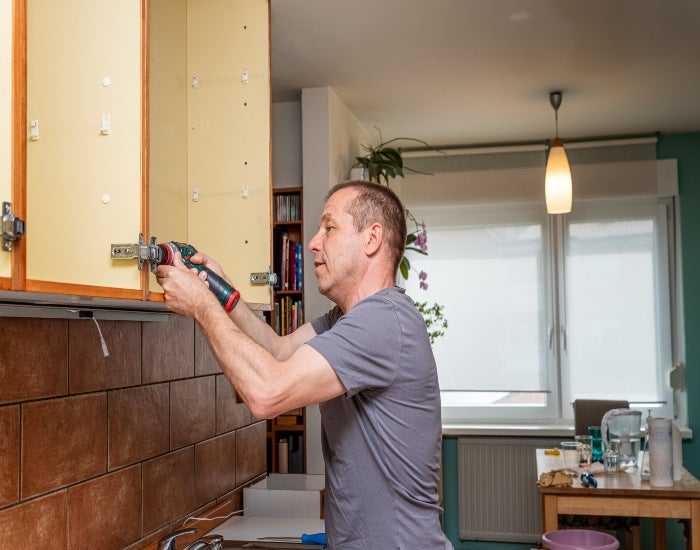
[0,315,266,548]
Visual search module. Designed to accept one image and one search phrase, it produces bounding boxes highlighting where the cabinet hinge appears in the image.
[250,267,278,291]
[2,202,26,252]
[110,234,161,272]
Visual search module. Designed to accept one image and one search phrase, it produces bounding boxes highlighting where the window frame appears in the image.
[405,194,683,427]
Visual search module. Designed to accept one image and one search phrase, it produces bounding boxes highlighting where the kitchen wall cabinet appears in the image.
[4,0,271,308]
[1,0,14,284]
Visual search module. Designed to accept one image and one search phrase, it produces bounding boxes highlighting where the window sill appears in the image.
[442,423,573,438]
[442,422,693,439]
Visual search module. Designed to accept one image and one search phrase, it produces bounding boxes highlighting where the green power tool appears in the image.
[157,242,240,312]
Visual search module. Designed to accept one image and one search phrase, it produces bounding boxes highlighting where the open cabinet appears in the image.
[0,0,11,281]
[3,0,272,311]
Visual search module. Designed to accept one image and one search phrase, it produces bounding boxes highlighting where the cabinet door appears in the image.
[149,0,271,305]
[0,0,12,285]
[24,0,143,297]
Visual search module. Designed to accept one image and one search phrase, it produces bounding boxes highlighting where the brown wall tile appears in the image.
[68,465,141,550]
[195,323,222,375]
[216,374,252,434]
[142,315,194,383]
[0,405,20,507]
[22,394,107,498]
[235,421,266,486]
[69,319,141,393]
[143,447,196,534]
[195,431,237,505]
[108,384,169,470]
[2,312,268,549]
[0,318,68,404]
[0,491,67,547]
[170,376,216,450]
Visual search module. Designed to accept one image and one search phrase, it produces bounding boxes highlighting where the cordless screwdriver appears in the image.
[157,242,240,312]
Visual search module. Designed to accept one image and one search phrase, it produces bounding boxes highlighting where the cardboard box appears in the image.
[244,474,325,519]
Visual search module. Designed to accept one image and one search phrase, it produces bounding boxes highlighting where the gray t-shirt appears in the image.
[309,286,452,549]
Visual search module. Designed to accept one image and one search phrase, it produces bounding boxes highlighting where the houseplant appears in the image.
[351,136,437,184]
[351,135,439,280]
[414,301,448,346]
[351,133,447,343]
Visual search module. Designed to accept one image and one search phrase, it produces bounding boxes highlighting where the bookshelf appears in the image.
[268,187,306,473]
[268,408,306,474]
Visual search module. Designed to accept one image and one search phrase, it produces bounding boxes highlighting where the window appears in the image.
[403,152,683,426]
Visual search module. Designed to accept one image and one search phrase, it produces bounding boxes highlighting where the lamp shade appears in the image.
[545,138,572,214]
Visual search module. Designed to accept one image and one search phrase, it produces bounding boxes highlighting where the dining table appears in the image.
[536,448,700,549]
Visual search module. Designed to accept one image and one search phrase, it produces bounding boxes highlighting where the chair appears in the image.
[573,399,630,436]
[570,399,639,550]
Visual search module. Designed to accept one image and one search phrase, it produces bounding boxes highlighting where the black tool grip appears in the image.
[157,242,240,312]
[202,266,240,312]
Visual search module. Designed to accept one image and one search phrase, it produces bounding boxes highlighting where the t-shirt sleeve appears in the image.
[307,297,402,396]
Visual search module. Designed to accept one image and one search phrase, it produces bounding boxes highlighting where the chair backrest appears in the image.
[573,399,630,435]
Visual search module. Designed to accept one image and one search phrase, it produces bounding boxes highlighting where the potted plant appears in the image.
[350,136,437,184]
[349,133,440,279]
[349,133,448,344]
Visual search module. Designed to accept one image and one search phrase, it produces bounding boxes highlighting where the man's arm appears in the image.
[227,295,317,361]
[180,249,314,360]
[156,254,345,418]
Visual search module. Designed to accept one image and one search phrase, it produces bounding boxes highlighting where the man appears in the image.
[156,180,452,549]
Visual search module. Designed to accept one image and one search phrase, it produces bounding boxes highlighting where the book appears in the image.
[288,239,297,290]
[295,243,303,290]
[281,232,289,290]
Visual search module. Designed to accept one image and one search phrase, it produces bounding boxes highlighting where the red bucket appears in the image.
[542,529,619,550]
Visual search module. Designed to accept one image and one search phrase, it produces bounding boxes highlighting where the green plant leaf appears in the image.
[405,246,427,255]
[399,256,410,280]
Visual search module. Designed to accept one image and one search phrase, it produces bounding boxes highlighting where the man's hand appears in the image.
[155,251,218,318]
[187,250,228,281]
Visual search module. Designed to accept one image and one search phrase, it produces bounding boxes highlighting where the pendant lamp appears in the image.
[545,91,572,214]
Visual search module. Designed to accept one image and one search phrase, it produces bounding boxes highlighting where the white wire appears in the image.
[182,508,245,527]
[92,317,110,357]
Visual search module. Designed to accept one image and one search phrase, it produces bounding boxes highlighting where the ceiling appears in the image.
[270,0,700,148]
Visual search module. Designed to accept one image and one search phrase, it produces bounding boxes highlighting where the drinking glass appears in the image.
[561,441,582,473]
[575,435,592,468]
[588,425,603,462]
[604,449,619,475]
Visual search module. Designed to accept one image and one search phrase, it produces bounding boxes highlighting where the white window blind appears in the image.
[403,152,681,424]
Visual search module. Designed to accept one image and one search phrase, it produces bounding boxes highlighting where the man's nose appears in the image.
[308,230,321,252]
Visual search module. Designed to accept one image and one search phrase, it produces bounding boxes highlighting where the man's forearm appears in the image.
[228,299,283,356]
[229,299,316,361]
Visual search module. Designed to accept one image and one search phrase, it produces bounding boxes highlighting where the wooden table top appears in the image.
[536,448,700,498]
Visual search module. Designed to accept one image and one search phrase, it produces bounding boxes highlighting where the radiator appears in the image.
[458,437,555,543]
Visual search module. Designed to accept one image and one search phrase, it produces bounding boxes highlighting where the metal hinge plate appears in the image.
[2,201,26,252]
[111,234,160,272]
[250,268,278,291]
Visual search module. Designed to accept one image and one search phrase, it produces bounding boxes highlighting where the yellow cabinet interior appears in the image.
[5,0,271,306]
[1,0,12,281]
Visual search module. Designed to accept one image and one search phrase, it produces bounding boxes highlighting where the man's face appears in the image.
[308,188,364,302]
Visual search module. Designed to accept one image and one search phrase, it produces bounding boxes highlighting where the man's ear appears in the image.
[365,222,383,256]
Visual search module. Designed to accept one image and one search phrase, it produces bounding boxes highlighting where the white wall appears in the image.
[272,101,302,187]
[297,86,371,474]
[273,86,375,474]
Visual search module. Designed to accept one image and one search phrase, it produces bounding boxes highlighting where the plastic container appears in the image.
[542,529,619,550]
